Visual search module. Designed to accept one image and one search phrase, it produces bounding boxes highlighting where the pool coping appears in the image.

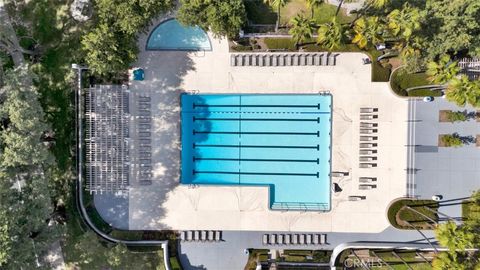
[179,93,333,212]
[145,18,213,52]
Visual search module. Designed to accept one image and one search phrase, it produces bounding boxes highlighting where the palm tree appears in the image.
[317,18,345,50]
[366,0,390,9]
[264,0,290,32]
[351,16,383,49]
[426,55,460,84]
[446,75,480,107]
[305,0,323,18]
[289,14,316,48]
[387,3,421,41]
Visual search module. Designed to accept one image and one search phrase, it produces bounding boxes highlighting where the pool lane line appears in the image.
[193,157,320,163]
[193,117,320,122]
[192,104,321,109]
[193,144,320,150]
[193,131,320,136]
[192,170,320,177]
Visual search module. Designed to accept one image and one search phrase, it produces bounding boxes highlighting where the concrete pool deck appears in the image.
[117,21,411,233]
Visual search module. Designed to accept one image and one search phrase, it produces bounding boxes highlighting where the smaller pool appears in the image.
[146,19,212,51]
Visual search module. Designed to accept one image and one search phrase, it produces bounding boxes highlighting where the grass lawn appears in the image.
[280,0,354,25]
[390,68,442,97]
[387,199,439,229]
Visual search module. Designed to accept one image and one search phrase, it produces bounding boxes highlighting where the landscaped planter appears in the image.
[387,199,439,230]
[438,110,468,122]
[438,134,464,147]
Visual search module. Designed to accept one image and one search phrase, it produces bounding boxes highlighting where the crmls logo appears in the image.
[344,258,387,268]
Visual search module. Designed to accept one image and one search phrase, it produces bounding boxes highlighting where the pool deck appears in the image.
[121,20,411,234]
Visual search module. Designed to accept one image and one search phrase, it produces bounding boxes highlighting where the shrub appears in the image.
[441,134,463,147]
[446,111,467,122]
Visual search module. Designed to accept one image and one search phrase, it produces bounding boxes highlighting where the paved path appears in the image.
[179,228,436,270]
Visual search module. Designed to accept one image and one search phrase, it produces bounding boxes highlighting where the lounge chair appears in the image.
[360,114,378,120]
[230,54,237,66]
[278,55,285,66]
[359,143,377,148]
[360,108,377,113]
[292,234,299,244]
[360,122,377,128]
[215,231,222,241]
[322,54,328,65]
[299,234,305,245]
[201,230,207,241]
[359,156,376,162]
[263,234,269,245]
[299,54,306,66]
[360,129,378,134]
[278,234,284,245]
[186,231,193,241]
[245,54,252,66]
[272,55,278,66]
[180,231,186,241]
[292,55,299,66]
[285,234,291,244]
[320,234,327,244]
[349,195,366,201]
[251,55,258,66]
[193,230,199,241]
[314,54,322,65]
[359,184,377,190]
[208,231,214,241]
[258,55,264,66]
[359,163,377,168]
[313,234,320,245]
[265,55,271,66]
[306,234,312,245]
[328,54,336,65]
[360,136,377,141]
[306,54,313,65]
[359,177,377,183]
[269,234,276,245]
[285,55,292,66]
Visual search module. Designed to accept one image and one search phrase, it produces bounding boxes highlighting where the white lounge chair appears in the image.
[263,234,269,245]
[320,234,327,244]
[306,234,312,245]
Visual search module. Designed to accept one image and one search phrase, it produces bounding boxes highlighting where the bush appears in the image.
[441,134,463,147]
[446,111,467,122]
[231,45,253,51]
[264,38,297,51]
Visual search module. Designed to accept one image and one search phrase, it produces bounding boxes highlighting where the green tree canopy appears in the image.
[0,65,58,269]
[177,0,246,39]
[351,16,383,49]
[288,14,316,47]
[445,75,480,107]
[317,18,346,50]
[425,54,460,84]
[423,0,480,60]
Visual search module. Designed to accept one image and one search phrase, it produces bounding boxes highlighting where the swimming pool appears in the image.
[181,94,332,211]
[146,19,212,51]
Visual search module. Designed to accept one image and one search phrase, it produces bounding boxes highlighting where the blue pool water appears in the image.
[146,19,211,51]
[181,94,332,211]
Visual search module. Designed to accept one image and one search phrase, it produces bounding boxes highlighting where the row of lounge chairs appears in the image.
[359,108,378,169]
[180,230,222,242]
[359,177,377,190]
[262,233,327,246]
[138,95,152,186]
[230,53,337,67]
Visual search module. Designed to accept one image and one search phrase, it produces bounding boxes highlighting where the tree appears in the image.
[426,55,460,84]
[366,0,389,9]
[387,3,422,41]
[305,0,323,18]
[423,0,480,60]
[264,0,289,32]
[288,14,316,48]
[445,75,480,107]
[81,24,138,76]
[351,16,383,49]
[0,65,58,269]
[317,18,346,50]
[95,0,172,35]
[177,0,246,39]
